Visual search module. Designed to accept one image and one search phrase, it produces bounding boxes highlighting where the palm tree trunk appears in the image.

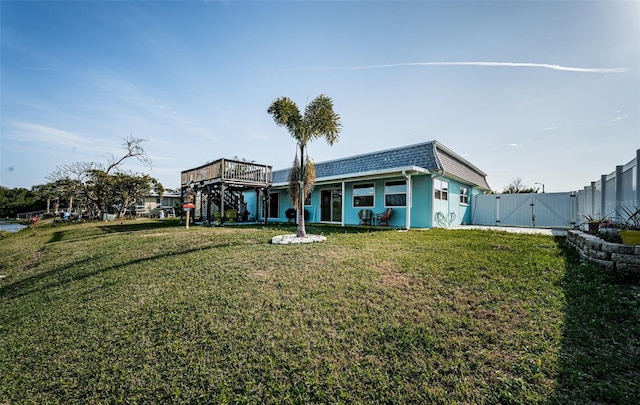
[297,142,306,237]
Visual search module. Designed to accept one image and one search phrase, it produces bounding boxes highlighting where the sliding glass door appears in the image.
[320,188,342,223]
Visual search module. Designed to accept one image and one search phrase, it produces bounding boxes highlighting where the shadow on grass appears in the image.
[98,219,180,234]
[552,239,639,403]
[46,219,181,244]
[1,236,252,317]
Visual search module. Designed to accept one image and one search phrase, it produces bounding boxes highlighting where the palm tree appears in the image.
[267,95,342,237]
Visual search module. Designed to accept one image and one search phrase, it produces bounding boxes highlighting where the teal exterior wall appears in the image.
[411,175,432,228]
[283,177,416,228]
[275,191,294,222]
[244,189,261,222]
[344,178,408,227]
[430,177,479,227]
[242,190,291,223]
[245,175,483,229]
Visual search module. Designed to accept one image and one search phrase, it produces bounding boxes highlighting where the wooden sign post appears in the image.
[183,203,196,229]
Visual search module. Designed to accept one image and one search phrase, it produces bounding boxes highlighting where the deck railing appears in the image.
[181,159,272,187]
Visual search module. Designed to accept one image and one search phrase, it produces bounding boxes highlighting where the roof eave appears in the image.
[271,166,431,188]
[440,171,491,191]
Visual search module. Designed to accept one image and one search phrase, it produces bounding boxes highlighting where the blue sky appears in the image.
[1,0,638,192]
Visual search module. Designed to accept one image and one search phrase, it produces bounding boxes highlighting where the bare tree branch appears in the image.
[106,135,151,174]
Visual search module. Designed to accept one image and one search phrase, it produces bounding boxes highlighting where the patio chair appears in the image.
[358,209,373,225]
[375,208,393,226]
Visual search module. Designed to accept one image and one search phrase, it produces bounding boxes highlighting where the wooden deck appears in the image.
[180,158,272,225]
[181,158,272,188]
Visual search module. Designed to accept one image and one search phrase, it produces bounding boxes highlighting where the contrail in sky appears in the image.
[310,61,627,73]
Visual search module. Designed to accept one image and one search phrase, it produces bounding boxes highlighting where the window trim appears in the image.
[459,186,469,205]
[384,180,407,207]
[352,182,375,208]
[434,179,449,201]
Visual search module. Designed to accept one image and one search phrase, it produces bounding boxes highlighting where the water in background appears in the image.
[0,222,27,232]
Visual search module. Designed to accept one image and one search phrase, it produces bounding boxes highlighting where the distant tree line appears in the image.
[0,187,46,218]
[501,177,541,194]
[1,136,163,219]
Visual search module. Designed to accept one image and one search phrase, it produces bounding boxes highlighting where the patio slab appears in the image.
[449,225,567,236]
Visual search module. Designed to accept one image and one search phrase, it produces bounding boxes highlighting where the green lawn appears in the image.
[1,219,638,403]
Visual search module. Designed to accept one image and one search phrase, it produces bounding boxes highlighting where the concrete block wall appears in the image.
[566,230,640,274]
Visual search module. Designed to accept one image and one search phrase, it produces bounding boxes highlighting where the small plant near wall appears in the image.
[593,206,640,244]
[595,221,622,243]
[619,206,640,230]
[618,206,640,245]
[579,212,609,234]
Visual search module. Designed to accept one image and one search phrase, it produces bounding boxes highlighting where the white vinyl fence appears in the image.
[471,149,639,228]
[472,192,578,228]
[576,149,640,223]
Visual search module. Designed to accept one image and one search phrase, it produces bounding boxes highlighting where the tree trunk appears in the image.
[297,143,307,237]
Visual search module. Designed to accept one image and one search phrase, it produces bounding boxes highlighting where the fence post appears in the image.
[615,165,623,222]
[570,191,577,227]
[636,149,640,208]
[530,193,535,227]
[600,175,607,219]
[590,181,597,217]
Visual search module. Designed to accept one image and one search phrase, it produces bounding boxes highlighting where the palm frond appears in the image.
[288,152,300,208]
[303,156,315,198]
[267,97,303,140]
[304,94,342,145]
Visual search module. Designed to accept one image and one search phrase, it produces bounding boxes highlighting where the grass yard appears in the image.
[1,219,638,403]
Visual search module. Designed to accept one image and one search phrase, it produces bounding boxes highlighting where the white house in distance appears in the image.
[135,190,182,218]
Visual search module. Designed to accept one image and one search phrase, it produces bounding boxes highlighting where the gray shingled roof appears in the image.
[273,141,437,183]
[272,140,490,190]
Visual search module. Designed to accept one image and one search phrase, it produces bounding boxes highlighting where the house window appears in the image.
[304,193,311,206]
[460,186,469,205]
[434,179,448,201]
[385,180,406,207]
[353,183,374,207]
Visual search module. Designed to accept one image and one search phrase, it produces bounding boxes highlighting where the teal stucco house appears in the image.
[258,140,490,229]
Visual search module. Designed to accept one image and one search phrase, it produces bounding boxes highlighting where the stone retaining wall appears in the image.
[566,230,640,274]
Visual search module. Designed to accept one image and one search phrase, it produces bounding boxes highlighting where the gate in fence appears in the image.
[471,149,638,229]
[472,192,578,228]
